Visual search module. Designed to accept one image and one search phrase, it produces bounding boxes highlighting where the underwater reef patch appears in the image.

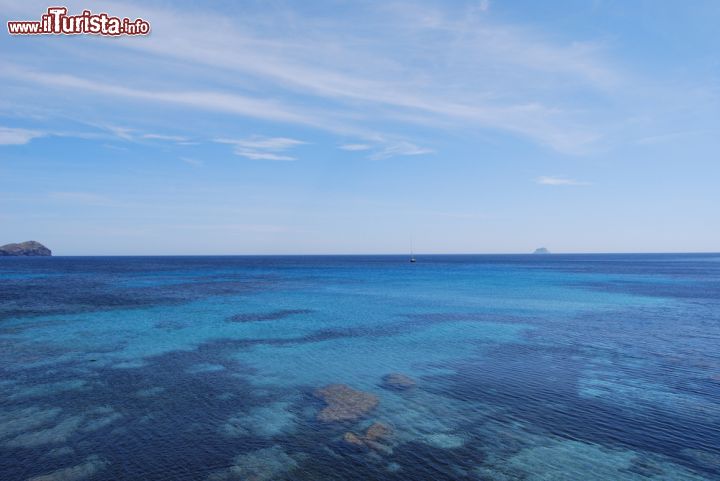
[380,373,416,391]
[314,384,379,423]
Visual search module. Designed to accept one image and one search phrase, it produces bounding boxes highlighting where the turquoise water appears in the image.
[1,254,718,480]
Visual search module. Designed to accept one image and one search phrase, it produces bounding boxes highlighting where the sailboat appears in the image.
[410,242,416,263]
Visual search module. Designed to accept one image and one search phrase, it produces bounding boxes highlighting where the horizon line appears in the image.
[3,251,719,258]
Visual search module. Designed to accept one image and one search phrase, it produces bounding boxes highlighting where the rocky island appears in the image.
[533,247,550,254]
[0,241,52,256]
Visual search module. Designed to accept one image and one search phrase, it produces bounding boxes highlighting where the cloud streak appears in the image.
[339,144,372,151]
[535,176,590,186]
[368,141,433,160]
[0,0,625,154]
[0,127,43,145]
[1,65,318,126]
[215,136,306,161]
[142,133,189,142]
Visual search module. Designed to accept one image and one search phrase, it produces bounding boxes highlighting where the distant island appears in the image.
[0,241,52,256]
[533,247,550,254]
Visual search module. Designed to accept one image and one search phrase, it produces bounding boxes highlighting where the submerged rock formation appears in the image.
[342,431,366,449]
[341,422,394,453]
[381,373,416,391]
[0,240,51,256]
[314,384,379,422]
[365,422,392,441]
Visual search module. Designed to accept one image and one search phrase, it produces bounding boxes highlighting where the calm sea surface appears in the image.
[1,254,719,480]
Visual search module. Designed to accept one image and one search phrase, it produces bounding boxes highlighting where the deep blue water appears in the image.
[0,254,719,480]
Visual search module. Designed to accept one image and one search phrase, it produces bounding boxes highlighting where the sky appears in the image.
[1,0,718,255]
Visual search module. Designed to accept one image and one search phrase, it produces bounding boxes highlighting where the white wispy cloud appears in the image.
[535,176,590,186]
[215,136,306,161]
[339,140,432,159]
[225,137,306,150]
[0,127,44,145]
[339,144,372,151]
[105,125,134,141]
[234,151,297,161]
[1,65,320,126]
[368,141,434,160]
[0,0,625,154]
[143,133,189,142]
[90,123,191,144]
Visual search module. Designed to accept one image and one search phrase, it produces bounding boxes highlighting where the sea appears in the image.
[0,254,718,480]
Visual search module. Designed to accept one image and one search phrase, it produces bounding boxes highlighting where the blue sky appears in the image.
[1,0,718,255]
